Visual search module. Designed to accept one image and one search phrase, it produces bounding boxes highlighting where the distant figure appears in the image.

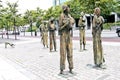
[78,12,86,51]
[59,4,75,74]
[34,30,37,36]
[49,18,57,52]
[39,22,44,42]
[92,7,106,69]
[40,22,48,48]
[39,17,43,42]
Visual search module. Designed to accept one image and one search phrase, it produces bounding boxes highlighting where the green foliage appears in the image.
[65,0,81,18]
[103,23,112,29]
[114,0,120,14]
[63,0,118,18]
[27,26,37,32]
[0,0,120,31]
[0,7,13,29]
[44,5,62,20]
[103,21,120,29]
[36,20,41,28]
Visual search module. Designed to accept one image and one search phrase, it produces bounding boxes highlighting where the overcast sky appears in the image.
[2,0,53,13]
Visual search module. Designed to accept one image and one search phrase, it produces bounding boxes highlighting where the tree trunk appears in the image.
[30,22,33,36]
[6,25,9,39]
[14,18,17,40]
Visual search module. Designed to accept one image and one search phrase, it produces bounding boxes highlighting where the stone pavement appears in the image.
[0,36,120,80]
[0,56,30,80]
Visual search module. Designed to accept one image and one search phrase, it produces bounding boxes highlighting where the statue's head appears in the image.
[94,7,100,16]
[80,12,84,16]
[62,5,70,13]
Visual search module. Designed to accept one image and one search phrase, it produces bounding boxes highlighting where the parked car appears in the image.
[116,28,120,37]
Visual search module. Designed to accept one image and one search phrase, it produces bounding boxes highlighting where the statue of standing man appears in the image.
[92,7,106,69]
[59,5,75,74]
[78,12,86,51]
[49,18,57,52]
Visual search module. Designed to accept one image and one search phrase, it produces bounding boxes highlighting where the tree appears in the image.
[6,1,20,40]
[114,0,120,14]
[36,7,45,18]
[64,0,81,18]
[65,0,117,18]
[44,5,62,20]
[1,7,13,39]
[24,10,34,36]
[0,0,4,38]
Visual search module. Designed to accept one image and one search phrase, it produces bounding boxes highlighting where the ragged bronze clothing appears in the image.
[59,12,74,71]
[49,23,56,51]
[40,23,48,48]
[78,15,86,51]
[92,14,105,66]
